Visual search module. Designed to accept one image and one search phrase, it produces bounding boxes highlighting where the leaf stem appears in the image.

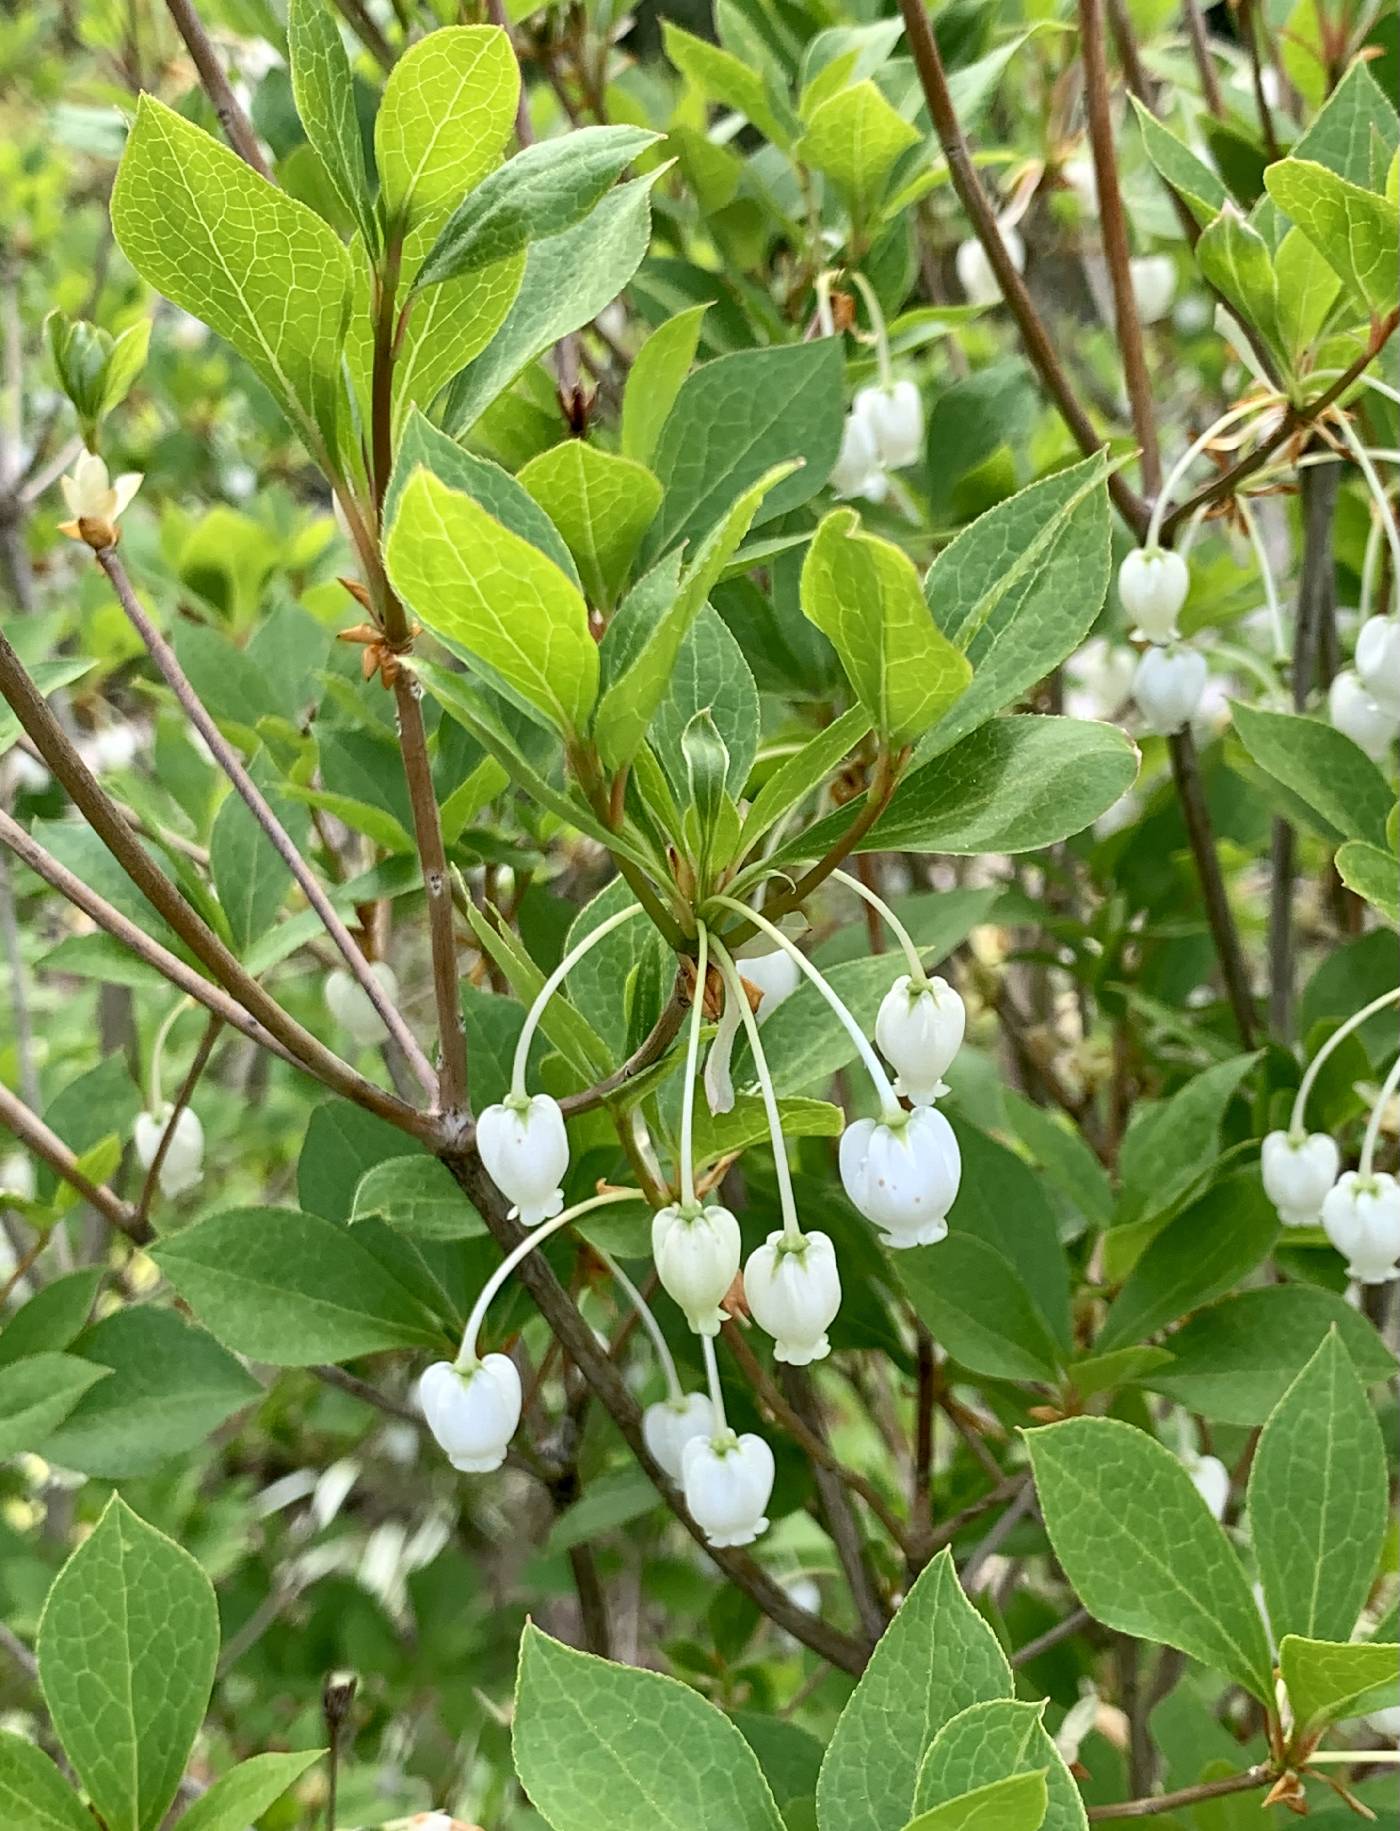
[830,866,927,983]
[1359,1049,1400,1180]
[1086,1765,1273,1820]
[599,1250,682,1402]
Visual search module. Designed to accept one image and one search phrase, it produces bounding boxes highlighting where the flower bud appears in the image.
[955,227,1025,306]
[133,1105,205,1197]
[1261,1129,1339,1227]
[839,1107,961,1249]
[324,960,399,1046]
[1186,1452,1230,1521]
[1329,669,1399,761]
[744,1230,841,1365]
[1129,254,1177,326]
[855,380,924,472]
[642,1391,715,1479]
[417,1356,521,1472]
[1321,1171,1400,1284]
[57,451,142,547]
[1132,644,1207,734]
[477,1094,569,1226]
[682,1431,774,1547]
[1354,616,1400,716]
[652,1202,742,1336]
[830,410,887,503]
[740,949,802,1021]
[875,974,965,1106]
[1118,546,1189,643]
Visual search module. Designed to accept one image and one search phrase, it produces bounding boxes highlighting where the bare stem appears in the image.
[134,1012,223,1226]
[1181,0,1225,114]
[1168,728,1257,1048]
[1086,1766,1273,1821]
[0,1080,148,1244]
[161,0,271,178]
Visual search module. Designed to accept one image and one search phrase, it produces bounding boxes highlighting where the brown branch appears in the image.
[162,0,271,178]
[1079,0,1161,497]
[0,1081,148,1244]
[1011,1604,1092,1667]
[94,546,438,1103]
[783,1366,891,1642]
[1086,1767,1273,1821]
[326,0,395,72]
[1168,728,1257,1047]
[894,0,1150,539]
[558,986,688,1118]
[1181,0,1225,115]
[134,1012,223,1226]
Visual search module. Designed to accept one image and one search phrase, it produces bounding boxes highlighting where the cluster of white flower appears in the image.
[415,879,968,1549]
[1260,987,1400,1284]
[1329,615,1400,760]
[1117,545,1206,735]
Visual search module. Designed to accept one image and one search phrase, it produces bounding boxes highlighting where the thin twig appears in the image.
[0,1081,148,1244]
[326,0,395,71]
[1181,0,1225,115]
[783,1366,891,1641]
[1168,728,1256,1047]
[1011,1604,1092,1667]
[558,987,687,1118]
[1086,1766,1273,1820]
[162,0,271,178]
[134,1012,222,1226]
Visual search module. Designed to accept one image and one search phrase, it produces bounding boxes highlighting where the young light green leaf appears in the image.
[513,1623,784,1831]
[1335,839,1399,923]
[1248,1330,1388,1644]
[173,1751,325,1831]
[416,125,661,288]
[1131,97,1228,223]
[1025,1417,1275,1700]
[385,467,598,734]
[286,0,376,247]
[518,441,662,610]
[1275,228,1341,358]
[0,1352,109,1460]
[37,1495,218,1831]
[901,1770,1050,1831]
[152,1206,442,1364]
[663,21,791,148]
[802,509,971,745]
[351,1155,484,1239]
[912,1702,1083,1831]
[621,304,709,465]
[1232,701,1393,848]
[1288,62,1398,187]
[651,606,761,799]
[0,1731,96,1831]
[690,1094,843,1166]
[1265,158,1399,313]
[796,80,921,216]
[816,1547,1013,1831]
[1195,207,1283,363]
[111,97,350,449]
[1278,1636,1399,1738]
[375,24,517,231]
[738,704,873,853]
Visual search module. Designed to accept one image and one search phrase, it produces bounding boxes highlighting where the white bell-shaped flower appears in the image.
[740,949,803,1022]
[1321,1171,1400,1284]
[875,974,965,1106]
[830,409,888,503]
[642,1391,715,1479]
[840,1106,961,1249]
[58,451,142,540]
[1186,1452,1231,1520]
[324,960,399,1046]
[1261,1130,1339,1227]
[417,1356,521,1473]
[1118,546,1189,643]
[1130,254,1177,326]
[0,1151,37,1201]
[1132,644,1207,734]
[1329,669,1399,760]
[955,226,1025,306]
[476,1093,569,1226]
[133,1105,205,1197]
[652,1202,741,1336]
[744,1229,841,1365]
[682,1430,775,1547]
[1354,616,1400,716]
[1364,1705,1400,1738]
[855,380,923,472]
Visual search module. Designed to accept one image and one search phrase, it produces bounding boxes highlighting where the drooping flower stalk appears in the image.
[1358,1049,1400,1181]
[1146,399,1275,549]
[1291,988,1400,1136]
[1235,496,1285,660]
[711,936,802,1243]
[455,1188,647,1369]
[699,1331,730,1438]
[848,270,895,393]
[509,902,643,1102]
[1334,415,1400,612]
[147,994,193,1112]
[678,922,711,1208]
[828,867,927,985]
[599,1249,683,1403]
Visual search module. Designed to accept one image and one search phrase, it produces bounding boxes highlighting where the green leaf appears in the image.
[1131,97,1229,223]
[37,1307,261,1478]
[173,1751,325,1831]
[739,706,873,854]
[621,304,708,465]
[1114,1053,1259,1232]
[445,173,658,433]
[1335,840,1399,924]
[351,1154,485,1239]
[796,80,921,215]
[663,21,791,148]
[1289,63,1399,187]
[0,1353,109,1460]
[1195,208,1283,357]
[1278,1635,1400,1738]
[646,340,845,559]
[286,0,376,247]
[1275,227,1342,359]
[1232,701,1393,848]
[0,658,95,757]
[816,1547,1013,1831]
[898,1235,1064,1382]
[912,1704,1082,1831]
[920,454,1111,755]
[0,1732,96,1831]
[1137,1283,1397,1426]
[152,1206,442,1364]
[945,1121,1072,1347]
[513,1623,784,1831]
[1265,158,1399,313]
[37,1495,218,1831]
[1098,1172,1278,1351]
[1024,1417,1275,1700]
[902,1771,1050,1831]
[111,96,350,449]
[518,441,662,610]
[690,1094,843,1166]
[375,24,517,232]
[545,1470,660,1555]
[0,1267,102,1367]
[208,752,311,951]
[652,605,761,799]
[417,125,660,288]
[801,509,972,745]
[385,466,598,733]
[1248,1330,1388,1643]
